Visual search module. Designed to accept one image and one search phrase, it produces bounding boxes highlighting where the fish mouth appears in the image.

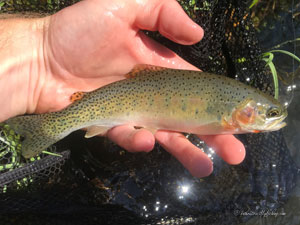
[267,121,287,131]
[264,116,287,131]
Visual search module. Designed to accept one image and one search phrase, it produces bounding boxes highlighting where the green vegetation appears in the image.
[178,0,200,19]
[250,0,297,30]
[249,0,259,9]
[0,124,61,192]
[42,150,62,157]
[262,50,300,99]
[262,52,279,99]
[0,124,22,172]
[0,1,5,8]
[250,0,299,99]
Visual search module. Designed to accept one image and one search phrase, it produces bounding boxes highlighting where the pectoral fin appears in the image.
[85,126,110,138]
[221,117,235,131]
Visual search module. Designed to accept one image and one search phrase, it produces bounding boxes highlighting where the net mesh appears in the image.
[0,0,77,13]
[0,0,299,225]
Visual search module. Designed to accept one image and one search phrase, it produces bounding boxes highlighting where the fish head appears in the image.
[232,98,287,133]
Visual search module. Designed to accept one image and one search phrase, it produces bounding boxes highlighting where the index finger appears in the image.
[198,134,246,165]
[155,130,213,178]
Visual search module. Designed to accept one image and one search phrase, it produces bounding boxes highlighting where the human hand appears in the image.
[0,0,245,177]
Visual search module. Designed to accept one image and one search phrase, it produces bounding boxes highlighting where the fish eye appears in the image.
[267,107,280,118]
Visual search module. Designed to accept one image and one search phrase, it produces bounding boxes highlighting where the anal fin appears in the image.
[85,126,110,138]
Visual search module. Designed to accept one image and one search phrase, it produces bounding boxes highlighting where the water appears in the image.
[243,2,300,224]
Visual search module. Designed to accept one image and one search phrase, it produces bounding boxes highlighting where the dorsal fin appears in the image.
[125,64,168,78]
[70,91,85,103]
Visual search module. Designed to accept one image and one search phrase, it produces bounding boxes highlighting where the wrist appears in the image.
[0,17,49,122]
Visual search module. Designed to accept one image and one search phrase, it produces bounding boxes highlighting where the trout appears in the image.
[4,65,287,158]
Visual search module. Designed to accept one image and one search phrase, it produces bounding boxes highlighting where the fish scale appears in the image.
[4,65,287,158]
